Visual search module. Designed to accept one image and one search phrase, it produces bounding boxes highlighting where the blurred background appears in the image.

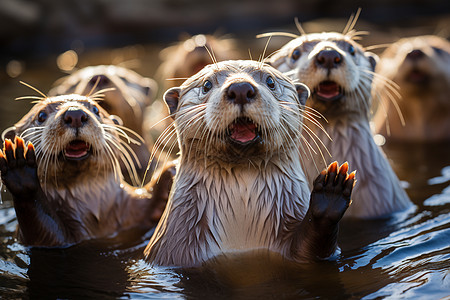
[0,0,449,126]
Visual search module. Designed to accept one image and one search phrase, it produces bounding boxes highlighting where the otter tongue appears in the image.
[65,140,89,158]
[230,122,257,143]
[317,81,340,99]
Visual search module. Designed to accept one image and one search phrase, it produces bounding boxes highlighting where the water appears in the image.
[0,49,449,299]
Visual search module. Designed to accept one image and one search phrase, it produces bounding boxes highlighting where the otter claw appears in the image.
[310,162,356,223]
[0,137,39,198]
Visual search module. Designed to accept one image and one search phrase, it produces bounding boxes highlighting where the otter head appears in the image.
[376,35,450,102]
[269,32,377,120]
[49,65,157,134]
[158,34,240,89]
[10,94,130,188]
[163,60,309,165]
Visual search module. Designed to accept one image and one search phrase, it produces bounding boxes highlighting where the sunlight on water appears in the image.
[0,46,449,299]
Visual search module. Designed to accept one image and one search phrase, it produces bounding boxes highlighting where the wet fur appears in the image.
[0,94,173,246]
[145,60,355,266]
[268,30,412,218]
[49,65,158,184]
[49,65,157,136]
[373,35,450,142]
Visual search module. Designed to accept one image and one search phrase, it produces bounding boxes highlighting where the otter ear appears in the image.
[366,52,378,72]
[1,126,16,141]
[164,87,181,118]
[295,83,310,106]
[109,115,124,126]
[141,77,158,105]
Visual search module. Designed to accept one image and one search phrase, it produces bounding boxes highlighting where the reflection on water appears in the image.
[0,52,450,299]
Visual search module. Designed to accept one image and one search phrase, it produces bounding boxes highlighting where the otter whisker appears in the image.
[90,87,117,98]
[103,141,122,183]
[15,96,46,101]
[300,134,321,175]
[104,132,141,185]
[146,114,175,131]
[259,35,272,69]
[342,8,362,36]
[363,70,401,94]
[102,124,142,145]
[19,81,47,99]
[364,44,392,51]
[262,49,284,65]
[203,45,219,70]
[145,120,182,183]
[85,76,101,97]
[278,115,303,158]
[294,17,307,36]
[363,70,405,126]
[300,120,331,166]
[256,32,299,40]
[106,75,144,120]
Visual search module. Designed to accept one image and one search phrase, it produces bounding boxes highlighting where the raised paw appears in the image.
[309,161,356,224]
[0,137,40,198]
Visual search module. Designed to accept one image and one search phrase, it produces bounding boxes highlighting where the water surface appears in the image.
[0,47,449,299]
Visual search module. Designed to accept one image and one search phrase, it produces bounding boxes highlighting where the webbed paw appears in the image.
[310,161,356,224]
[0,137,40,198]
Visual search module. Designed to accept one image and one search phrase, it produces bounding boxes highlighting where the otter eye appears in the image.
[37,111,47,123]
[92,105,100,116]
[202,80,212,94]
[266,76,275,90]
[349,45,356,56]
[432,47,444,56]
[291,49,301,61]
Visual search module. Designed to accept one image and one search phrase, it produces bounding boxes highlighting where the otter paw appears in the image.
[309,161,356,224]
[0,137,40,198]
[148,162,176,223]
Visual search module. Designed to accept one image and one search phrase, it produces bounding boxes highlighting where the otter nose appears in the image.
[406,49,425,60]
[316,49,343,69]
[64,108,88,128]
[88,75,110,87]
[227,82,256,106]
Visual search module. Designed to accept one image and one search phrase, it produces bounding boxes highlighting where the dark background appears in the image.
[1,0,449,61]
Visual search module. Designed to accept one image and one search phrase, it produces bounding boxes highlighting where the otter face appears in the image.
[269,32,377,118]
[377,35,450,100]
[49,65,157,134]
[12,94,128,186]
[164,60,309,164]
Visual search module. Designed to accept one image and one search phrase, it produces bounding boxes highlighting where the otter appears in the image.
[144,60,356,267]
[267,25,413,218]
[373,35,450,142]
[49,65,158,185]
[146,35,241,161]
[0,93,174,247]
[156,34,240,89]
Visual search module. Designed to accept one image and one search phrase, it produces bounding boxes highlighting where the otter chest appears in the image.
[179,164,310,255]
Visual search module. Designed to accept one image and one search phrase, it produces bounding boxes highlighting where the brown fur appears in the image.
[49,65,159,184]
[268,30,413,218]
[1,94,174,246]
[157,34,240,90]
[373,35,450,142]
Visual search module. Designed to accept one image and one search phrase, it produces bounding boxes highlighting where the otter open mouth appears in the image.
[64,140,91,160]
[314,81,343,102]
[227,117,260,146]
[405,69,429,85]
